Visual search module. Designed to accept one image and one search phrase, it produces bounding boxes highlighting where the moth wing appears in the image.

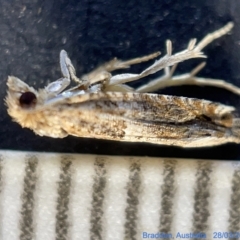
[56,92,235,127]
[53,92,238,147]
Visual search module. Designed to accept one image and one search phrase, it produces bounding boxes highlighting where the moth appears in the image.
[6,22,240,147]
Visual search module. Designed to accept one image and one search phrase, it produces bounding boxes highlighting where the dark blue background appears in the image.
[1,0,240,159]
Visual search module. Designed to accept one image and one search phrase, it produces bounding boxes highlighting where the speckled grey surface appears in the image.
[1,0,240,159]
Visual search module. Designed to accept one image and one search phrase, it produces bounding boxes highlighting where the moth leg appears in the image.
[45,77,71,95]
[136,62,205,93]
[44,50,84,95]
[174,63,240,95]
[135,64,177,92]
[60,50,87,85]
[80,52,160,86]
[106,51,160,70]
[196,22,233,51]
[136,61,240,95]
[135,22,236,93]
[107,38,205,88]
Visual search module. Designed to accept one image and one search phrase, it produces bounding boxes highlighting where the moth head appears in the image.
[6,76,39,109]
[5,76,48,128]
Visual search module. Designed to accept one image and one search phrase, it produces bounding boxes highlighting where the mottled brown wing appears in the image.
[56,92,240,147]
[62,92,235,127]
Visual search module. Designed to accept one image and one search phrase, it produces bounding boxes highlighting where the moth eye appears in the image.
[19,92,37,108]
